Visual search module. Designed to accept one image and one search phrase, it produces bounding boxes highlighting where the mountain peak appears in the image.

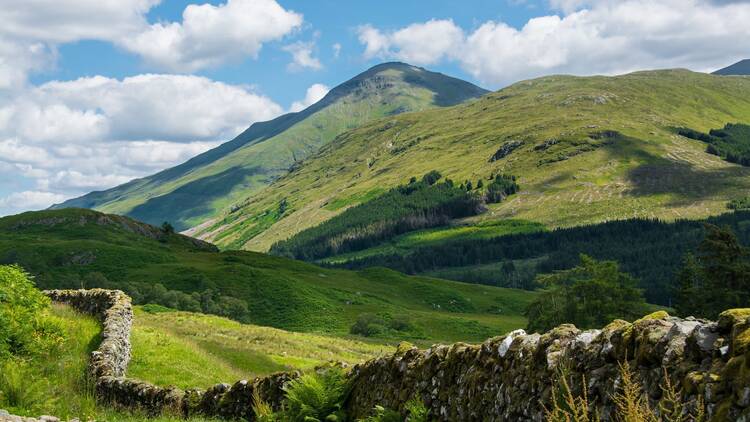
[53,63,488,231]
[713,59,750,76]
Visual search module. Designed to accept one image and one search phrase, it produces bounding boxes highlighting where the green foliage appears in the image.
[359,397,429,422]
[350,313,387,337]
[675,224,750,318]
[678,123,750,166]
[0,360,54,415]
[0,265,63,358]
[728,197,750,210]
[525,255,648,332]
[161,222,175,235]
[421,170,442,185]
[282,367,349,422]
[349,313,415,338]
[485,174,519,204]
[270,173,484,260]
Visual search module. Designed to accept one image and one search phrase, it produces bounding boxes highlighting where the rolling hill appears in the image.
[714,59,750,75]
[192,69,750,251]
[52,63,488,231]
[0,208,533,343]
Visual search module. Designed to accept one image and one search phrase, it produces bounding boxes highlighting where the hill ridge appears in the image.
[52,63,488,231]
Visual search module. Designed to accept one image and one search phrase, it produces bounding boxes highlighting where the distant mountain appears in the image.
[192,69,750,251]
[52,63,488,231]
[713,59,750,75]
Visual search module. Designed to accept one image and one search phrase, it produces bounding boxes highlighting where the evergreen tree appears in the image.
[674,224,750,317]
[525,255,648,333]
[476,180,484,189]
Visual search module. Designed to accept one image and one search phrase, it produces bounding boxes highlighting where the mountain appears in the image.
[52,63,488,231]
[713,59,750,75]
[0,208,533,342]
[192,69,750,251]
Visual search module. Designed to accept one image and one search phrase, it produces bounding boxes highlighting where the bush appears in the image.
[0,265,63,358]
[350,313,387,337]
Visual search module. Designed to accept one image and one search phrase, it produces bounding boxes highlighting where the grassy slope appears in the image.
[56,64,487,231]
[7,304,219,421]
[196,70,750,251]
[0,209,534,343]
[319,219,545,265]
[129,306,388,389]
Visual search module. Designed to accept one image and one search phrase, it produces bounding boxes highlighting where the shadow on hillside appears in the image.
[602,133,750,207]
[129,166,265,231]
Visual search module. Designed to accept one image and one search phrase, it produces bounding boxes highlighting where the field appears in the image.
[194,71,750,251]
[129,305,389,389]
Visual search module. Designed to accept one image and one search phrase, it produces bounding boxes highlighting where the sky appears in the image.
[0,0,749,216]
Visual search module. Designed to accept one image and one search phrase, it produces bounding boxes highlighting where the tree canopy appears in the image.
[525,255,648,333]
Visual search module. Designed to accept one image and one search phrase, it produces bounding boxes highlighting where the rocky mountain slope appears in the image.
[714,59,750,75]
[193,69,750,251]
[52,63,487,231]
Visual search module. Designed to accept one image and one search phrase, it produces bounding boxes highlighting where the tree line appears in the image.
[526,224,750,332]
[332,211,750,306]
[270,171,487,260]
[678,123,750,166]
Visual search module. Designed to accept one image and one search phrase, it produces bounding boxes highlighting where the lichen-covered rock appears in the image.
[346,310,750,421]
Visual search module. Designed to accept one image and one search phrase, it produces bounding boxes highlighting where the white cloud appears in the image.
[290,83,330,112]
[283,41,323,71]
[5,74,282,144]
[357,0,750,87]
[0,191,67,215]
[0,74,284,211]
[332,43,342,58]
[120,0,303,72]
[358,20,463,66]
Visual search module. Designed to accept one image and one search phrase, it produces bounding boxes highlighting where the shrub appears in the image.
[0,265,63,358]
[350,313,387,337]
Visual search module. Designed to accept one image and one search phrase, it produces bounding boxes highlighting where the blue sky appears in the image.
[0,0,748,216]
[39,0,547,107]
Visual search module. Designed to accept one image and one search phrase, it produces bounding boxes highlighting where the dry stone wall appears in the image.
[43,289,295,420]
[39,290,750,421]
[345,311,750,421]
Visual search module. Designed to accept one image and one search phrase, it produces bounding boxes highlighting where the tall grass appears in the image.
[545,362,705,422]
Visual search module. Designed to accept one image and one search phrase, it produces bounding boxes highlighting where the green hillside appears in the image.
[194,70,750,251]
[0,208,533,343]
[53,63,487,231]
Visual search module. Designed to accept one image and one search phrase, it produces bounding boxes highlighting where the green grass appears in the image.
[0,209,535,344]
[197,70,750,252]
[128,306,388,389]
[2,304,221,421]
[0,304,101,420]
[321,219,545,264]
